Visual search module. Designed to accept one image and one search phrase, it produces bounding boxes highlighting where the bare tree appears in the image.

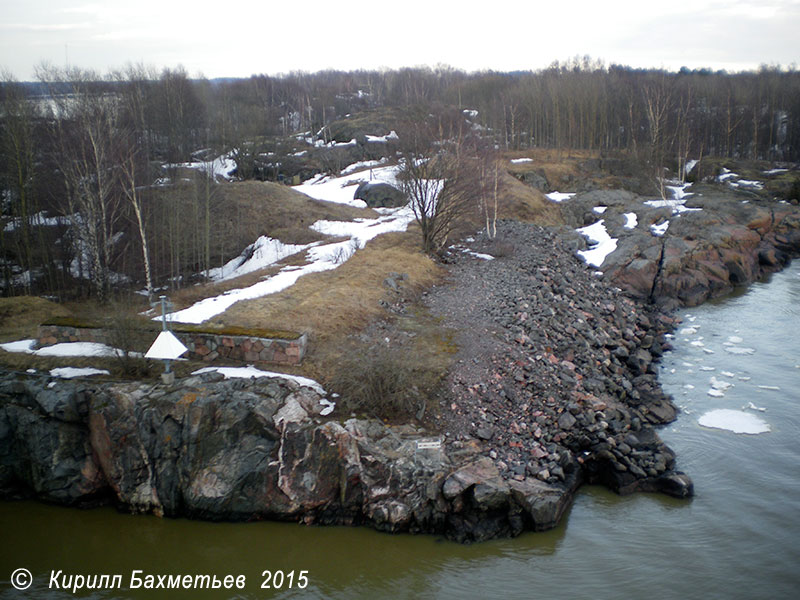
[118,137,153,300]
[642,75,674,199]
[398,145,477,253]
[38,66,124,301]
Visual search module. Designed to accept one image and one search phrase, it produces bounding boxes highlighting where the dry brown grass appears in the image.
[212,230,442,371]
[497,171,564,226]
[505,148,601,191]
[0,296,73,343]
[218,180,377,246]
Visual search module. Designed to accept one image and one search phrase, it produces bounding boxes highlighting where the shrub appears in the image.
[327,340,430,422]
[105,303,153,378]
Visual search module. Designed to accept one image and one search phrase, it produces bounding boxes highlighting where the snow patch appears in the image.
[650,221,670,236]
[207,236,310,282]
[50,367,110,379]
[545,192,576,203]
[294,164,402,207]
[623,212,638,229]
[192,365,326,395]
[0,339,36,353]
[575,220,617,268]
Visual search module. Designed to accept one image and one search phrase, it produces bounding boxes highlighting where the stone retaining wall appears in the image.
[36,324,307,366]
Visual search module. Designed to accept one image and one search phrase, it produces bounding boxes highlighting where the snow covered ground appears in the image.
[293,164,402,207]
[206,236,311,282]
[165,152,237,181]
[159,162,417,324]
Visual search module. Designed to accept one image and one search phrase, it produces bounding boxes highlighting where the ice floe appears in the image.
[698,409,770,434]
[724,346,756,355]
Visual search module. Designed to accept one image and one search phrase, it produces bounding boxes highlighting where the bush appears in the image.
[327,340,430,422]
[105,303,153,378]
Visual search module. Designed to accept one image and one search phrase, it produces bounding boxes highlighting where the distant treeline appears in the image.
[1,60,799,300]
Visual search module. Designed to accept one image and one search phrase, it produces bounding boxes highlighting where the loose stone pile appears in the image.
[428,221,691,497]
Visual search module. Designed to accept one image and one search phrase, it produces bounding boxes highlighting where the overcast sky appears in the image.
[1,0,798,80]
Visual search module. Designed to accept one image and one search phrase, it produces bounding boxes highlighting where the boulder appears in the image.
[354,182,406,208]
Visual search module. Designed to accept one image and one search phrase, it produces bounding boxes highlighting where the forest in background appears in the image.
[2,59,799,301]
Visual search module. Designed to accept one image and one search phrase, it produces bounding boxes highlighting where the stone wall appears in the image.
[36,324,307,366]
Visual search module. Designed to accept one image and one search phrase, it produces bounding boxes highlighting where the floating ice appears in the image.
[745,402,767,412]
[728,336,744,344]
[690,340,705,347]
[699,366,716,371]
[758,385,781,391]
[698,409,770,434]
[724,346,756,355]
[710,376,733,390]
[679,327,698,335]
[707,388,726,398]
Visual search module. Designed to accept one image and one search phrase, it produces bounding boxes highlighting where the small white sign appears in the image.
[145,331,188,361]
[416,439,442,451]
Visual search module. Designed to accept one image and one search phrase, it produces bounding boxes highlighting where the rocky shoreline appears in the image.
[560,186,800,309]
[0,216,703,543]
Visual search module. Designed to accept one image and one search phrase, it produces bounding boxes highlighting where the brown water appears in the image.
[2,264,799,599]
